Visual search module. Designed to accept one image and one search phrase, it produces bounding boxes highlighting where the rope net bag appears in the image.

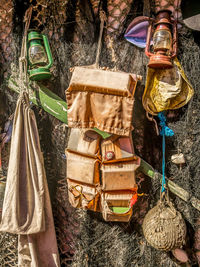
[142,192,186,251]
[142,113,186,251]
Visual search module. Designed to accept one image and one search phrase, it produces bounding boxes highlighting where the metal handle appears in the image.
[171,20,178,58]
[145,19,154,58]
[42,34,53,69]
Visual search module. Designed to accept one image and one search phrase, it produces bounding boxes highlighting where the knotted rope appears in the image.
[95,10,106,68]
[19,6,32,93]
[158,112,174,193]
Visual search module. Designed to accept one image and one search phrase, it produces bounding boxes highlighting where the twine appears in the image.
[95,10,106,68]
[19,6,33,93]
[146,111,159,136]
[158,112,174,193]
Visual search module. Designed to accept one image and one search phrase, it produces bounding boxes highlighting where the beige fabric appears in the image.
[67,128,101,156]
[66,150,100,185]
[101,159,140,191]
[0,93,45,234]
[143,58,194,115]
[18,174,60,267]
[0,92,60,266]
[66,67,138,136]
[183,14,200,31]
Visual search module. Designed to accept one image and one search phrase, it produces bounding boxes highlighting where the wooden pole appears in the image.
[8,77,111,139]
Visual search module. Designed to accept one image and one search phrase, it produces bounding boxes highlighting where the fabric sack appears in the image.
[18,171,60,267]
[66,66,139,136]
[0,93,46,234]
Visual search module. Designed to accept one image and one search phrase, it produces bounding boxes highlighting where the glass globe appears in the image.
[153,29,172,53]
[29,45,48,66]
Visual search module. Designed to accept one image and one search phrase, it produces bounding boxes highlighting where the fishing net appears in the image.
[54,178,80,266]
[168,27,200,229]
[0,141,18,267]
[0,0,14,78]
[0,233,18,266]
[0,0,200,266]
[0,0,13,65]
[107,0,133,37]
[30,0,68,33]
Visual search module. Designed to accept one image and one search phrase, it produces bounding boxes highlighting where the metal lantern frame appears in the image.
[145,10,178,69]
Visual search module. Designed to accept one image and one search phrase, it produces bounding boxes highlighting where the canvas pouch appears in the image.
[67,179,99,211]
[66,66,138,136]
[101,134,140,191]
[68,128,101,157]
[101,159,140,191]
[101,191,134,222]
[66,150,100,185]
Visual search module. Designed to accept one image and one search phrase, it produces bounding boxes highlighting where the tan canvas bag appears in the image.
[66,67,139,136]
[66,129,141,221]
[0,93,46,234]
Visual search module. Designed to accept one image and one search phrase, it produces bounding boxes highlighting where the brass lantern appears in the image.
[145,10,177,69]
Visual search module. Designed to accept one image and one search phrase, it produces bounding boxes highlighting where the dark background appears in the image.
[0,0,200,266]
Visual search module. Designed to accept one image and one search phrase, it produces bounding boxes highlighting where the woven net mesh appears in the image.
[0,0,200,266]
[0,0,13,65]
[0,233,18,266]
[0,0,15,79]
[107,0,133,37]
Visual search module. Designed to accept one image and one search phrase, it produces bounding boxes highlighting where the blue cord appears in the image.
[158,112,174,193]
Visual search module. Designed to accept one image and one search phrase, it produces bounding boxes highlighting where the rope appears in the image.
[158,112,174,193]
[146,111,159,135]
[19,6,33,93]
[95,10,106,68]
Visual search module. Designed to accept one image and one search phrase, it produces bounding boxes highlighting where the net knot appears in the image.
[158,112,174,137]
